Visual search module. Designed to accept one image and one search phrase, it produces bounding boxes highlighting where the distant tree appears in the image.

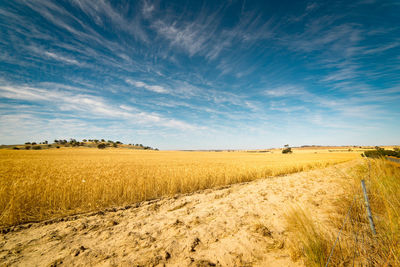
[25,142,31,145]
[25,145,31,150]
[32,142,37,145]
[282,144,292,154]
[44,140,48,144]
[113,143,118,148]
[282,147,292,154]
[94,139,99,143]
[54,140,59,144]
[32,145,42,150]
[101,139,105,142]
[69,138,77,144]
[116,141,122,144]
[97,143,106,149]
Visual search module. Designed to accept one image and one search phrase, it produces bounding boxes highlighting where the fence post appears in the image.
[361,180,376,235]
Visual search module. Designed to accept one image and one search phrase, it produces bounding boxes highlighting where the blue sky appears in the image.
[0,0,399,149]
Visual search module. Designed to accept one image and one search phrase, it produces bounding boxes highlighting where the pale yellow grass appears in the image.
[0,148,359,227]
[286,159,400,266]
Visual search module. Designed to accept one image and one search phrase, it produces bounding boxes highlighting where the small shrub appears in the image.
[25,146,31,150]
[32,146,42,150]
[12,147,19,150]
[56,146,60,149]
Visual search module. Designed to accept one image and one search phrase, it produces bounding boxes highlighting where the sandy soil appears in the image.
[0,161,358,267]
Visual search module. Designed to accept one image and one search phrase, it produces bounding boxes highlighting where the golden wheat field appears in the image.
[0,148,360,227]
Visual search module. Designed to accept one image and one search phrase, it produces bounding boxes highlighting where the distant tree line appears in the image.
[19,138,158,151]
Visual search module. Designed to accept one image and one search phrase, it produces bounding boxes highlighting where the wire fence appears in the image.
[325,156,377,267]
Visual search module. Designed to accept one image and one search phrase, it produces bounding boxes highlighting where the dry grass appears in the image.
[286,158,400,266]
[285,207,330,266]
[343,158,400,266]
[0,148,358,227]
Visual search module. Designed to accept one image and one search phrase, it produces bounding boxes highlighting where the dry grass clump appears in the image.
[286,158,400,266]
[0,149,358,227]
[285,207,330,266]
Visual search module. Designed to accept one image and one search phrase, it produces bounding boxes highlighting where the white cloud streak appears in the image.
[44,51,82,66]
[265,85,308,97]
[126,79,168,94]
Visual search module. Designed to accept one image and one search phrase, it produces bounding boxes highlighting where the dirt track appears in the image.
[0,161,358,266]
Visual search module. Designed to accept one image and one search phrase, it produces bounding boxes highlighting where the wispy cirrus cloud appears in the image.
[125,79,169,94]
[0,82,200,131]
[72,0,149,42]
[142,1,155,18]
[151,4,275,62]
[361,42,400,55]
[44,51,82,66]
[151,14,220,57]
[265,85,308,97]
